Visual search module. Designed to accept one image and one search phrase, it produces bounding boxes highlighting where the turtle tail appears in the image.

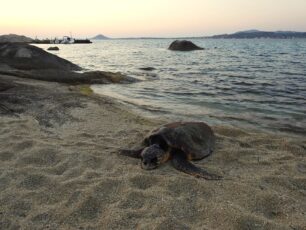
[171,150,222,180]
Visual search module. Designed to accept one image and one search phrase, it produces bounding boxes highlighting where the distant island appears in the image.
[91,34,109,40]
[208,30,306,39]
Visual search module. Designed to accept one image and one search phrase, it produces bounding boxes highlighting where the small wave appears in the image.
[131,103,170,113]
[261,82,274,86]
[235,88,263,95]
[280,72,306,76]
[226,74,252,79]
[232,81,255,86]
[170,91,215,96]
[261,116,278,121]
[199,92,216,96]
[208,114,260,125]
[277,124,306,135]
[290,61,301,64]
[257,54,271,57]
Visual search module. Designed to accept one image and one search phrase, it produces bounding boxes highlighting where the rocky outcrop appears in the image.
[0,43,80,71]
[0,43,138,85]
[0,69,138,85]
[168,40,204,51]
[47,46,60,51]
[0,34,33,43]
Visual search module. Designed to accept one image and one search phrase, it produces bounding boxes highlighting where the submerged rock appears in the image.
[139,67,156,71]
[82,71,139,84]
[168,40,204,51]
[47,46,59,51]
[0,69,138,85]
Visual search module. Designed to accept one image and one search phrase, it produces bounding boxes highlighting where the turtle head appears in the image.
[140,144,165,170]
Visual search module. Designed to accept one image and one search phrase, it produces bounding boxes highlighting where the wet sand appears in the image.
[0,74,306,229]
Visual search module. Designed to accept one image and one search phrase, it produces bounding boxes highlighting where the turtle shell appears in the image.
[144,122,215,160]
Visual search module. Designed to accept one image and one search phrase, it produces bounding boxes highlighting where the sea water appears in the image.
[36,39,306,135]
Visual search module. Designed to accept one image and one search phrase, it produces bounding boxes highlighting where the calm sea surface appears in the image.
[36,39,306,135]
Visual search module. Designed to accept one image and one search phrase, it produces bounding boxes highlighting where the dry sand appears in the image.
[0,75,306,230]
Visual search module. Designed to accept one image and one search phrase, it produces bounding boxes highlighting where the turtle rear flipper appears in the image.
[171,150,222,180]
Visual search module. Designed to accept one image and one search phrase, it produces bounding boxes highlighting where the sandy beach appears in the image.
[0,44,306,230]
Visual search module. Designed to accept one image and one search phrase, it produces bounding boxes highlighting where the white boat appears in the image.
[60,36,75,44]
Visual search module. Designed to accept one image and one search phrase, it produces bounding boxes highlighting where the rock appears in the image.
[0,79,15,92]
[0,34,33,43]
[0,69,139,85]
[168,40,204,51]
[139,67,155,71]
[82,71,139,84]
[15,48,32,58]
[0,43,80,71]
[0,43,138,85]
[47,47,59,51]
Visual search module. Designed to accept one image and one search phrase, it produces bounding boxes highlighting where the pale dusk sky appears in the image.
[1,0,306,38]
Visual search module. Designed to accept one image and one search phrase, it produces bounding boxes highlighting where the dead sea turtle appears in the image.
[121,122,221,180]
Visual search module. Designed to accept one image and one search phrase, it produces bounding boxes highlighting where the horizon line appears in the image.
[2,28,306,40]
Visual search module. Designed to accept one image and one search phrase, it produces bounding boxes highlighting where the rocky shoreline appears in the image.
[0,43,305,229]
[0,43,139,120]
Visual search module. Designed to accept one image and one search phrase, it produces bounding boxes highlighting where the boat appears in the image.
[60,36,75,44]
[47,36,91,44]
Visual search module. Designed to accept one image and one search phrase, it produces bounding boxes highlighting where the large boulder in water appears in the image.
[0,43,80,71]
[168,40,204,51]
[47,46,59,51]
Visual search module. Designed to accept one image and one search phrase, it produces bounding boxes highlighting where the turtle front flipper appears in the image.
[119,147,144,159]
[171,150,222,180]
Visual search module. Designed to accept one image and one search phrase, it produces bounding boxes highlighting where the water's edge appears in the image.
[36,39,306,136]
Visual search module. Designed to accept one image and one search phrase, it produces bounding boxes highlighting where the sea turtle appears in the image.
[121,121,221,180]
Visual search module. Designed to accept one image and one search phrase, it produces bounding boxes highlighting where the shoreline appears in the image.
[91,85,306,139]
[0,43,305,229]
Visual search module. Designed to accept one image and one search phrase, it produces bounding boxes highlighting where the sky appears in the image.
[1,0,306,38]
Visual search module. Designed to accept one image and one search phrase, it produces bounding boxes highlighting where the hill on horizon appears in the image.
[91,34,109,40]
[208,30,306,39]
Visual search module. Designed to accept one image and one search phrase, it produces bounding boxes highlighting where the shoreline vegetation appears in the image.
[0,43,305,229]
